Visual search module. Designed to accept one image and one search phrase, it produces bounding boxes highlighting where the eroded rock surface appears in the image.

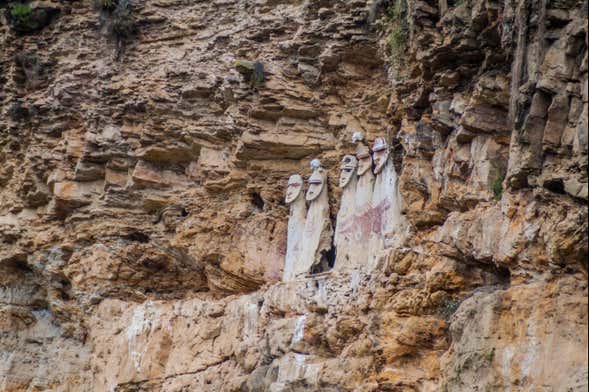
[0,0,587,390]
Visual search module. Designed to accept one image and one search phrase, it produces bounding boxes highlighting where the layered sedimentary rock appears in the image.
[0,0,587,391]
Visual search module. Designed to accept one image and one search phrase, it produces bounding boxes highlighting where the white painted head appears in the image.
[352,132,364,144]
[285,174,304,205]
[356,143,373,176]
[339,155,358,188]
[306,168,326,202]
[372,137,390,174]
[310,159,322,171]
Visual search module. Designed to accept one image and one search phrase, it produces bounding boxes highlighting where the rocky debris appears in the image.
[0,0,586,390]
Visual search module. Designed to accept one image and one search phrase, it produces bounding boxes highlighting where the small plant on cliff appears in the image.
[6,1,59,34]
[97,0,136,59]
[9,3,38,30]
[438,298,461,319]
[492,176,504,201]
[8,101,29,122]
[484,348,495,362]
[100,0,116,10]
[110,0,135,39]
[387,26,408,56]
[387,0,404,20]
[452,0,471,8]
[385,0,409,69]
[11,3,32,20]
[234,60,266,88]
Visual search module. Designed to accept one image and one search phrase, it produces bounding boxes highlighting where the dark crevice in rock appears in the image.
[310,247,335,274]
[4,256,33,274]
[251,192,265,211]
[543,178,566,194]
[125,232,150,243]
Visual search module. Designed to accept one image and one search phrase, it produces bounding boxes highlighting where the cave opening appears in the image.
[309,246,336,275]
[251,192,265,211]
[4,257,33,274]
[543,178,566,195]
[495,265,511,285]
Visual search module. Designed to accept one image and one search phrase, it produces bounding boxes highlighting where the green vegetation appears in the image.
[111,1,135,40]
[101,0,116,10]
[97,0,136,58]
[453,0,471,8]
[438,298,461,319]
[251,61,265,87]
[10,3,38,30]
[492,176,504,201]
[387,0,404,20]
[384,0,409,68]
[234,60,266,88]
[387,26,408,56]
[8,102,28,122]
[7,1,59,34]
[484,348,495,362]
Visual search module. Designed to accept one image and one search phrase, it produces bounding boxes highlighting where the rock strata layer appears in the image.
[0,0,587,391]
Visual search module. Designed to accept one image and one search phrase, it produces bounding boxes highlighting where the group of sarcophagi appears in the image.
[283,133,408,282]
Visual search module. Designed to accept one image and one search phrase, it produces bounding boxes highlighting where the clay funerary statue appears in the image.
[369,136,405,268]
[290,160,333,279]
[283,174,306,282]
[334,132,376,271]
[333,155,358,270]
[282,134,407,281]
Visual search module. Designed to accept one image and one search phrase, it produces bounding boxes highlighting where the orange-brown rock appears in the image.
[0,0,587,391]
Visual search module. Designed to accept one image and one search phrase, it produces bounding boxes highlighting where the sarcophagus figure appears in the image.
[369,137,404,268]
[334,133,375,270]
[333,155,358,271]
[296,160,334,277]
[283,174,306,282]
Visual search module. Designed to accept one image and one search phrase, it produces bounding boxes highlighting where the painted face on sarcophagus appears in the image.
[356,144,373,176]
[306,168,326,202]
[285,174,304,205]
[372,137,390,174]
[339,155,358,188]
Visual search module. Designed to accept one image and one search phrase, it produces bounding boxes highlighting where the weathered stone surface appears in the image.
[0,0,587,390]
[440,277,588,391]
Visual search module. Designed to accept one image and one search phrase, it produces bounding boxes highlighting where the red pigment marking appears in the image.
[338,198,392,240]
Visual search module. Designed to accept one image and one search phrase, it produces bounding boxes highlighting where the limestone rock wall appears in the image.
[0,0,587,391]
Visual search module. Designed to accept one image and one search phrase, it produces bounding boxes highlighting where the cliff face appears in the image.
[0,0,587,391]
